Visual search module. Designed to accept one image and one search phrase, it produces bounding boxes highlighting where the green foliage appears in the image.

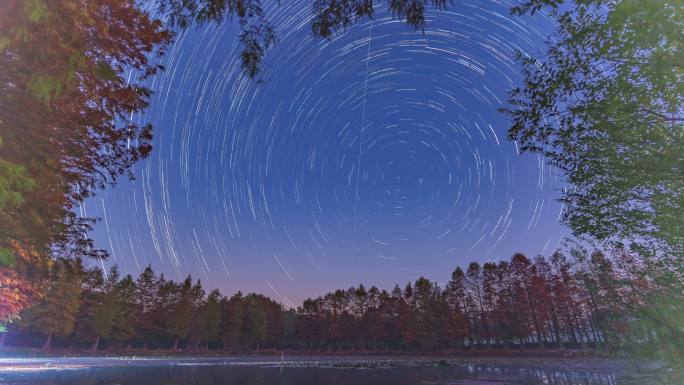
[505,0,684,374]
[221,292,244,347]
[111,274,138,345]
[200,289,222,346]
[0,0,171,295]
[32,259,83,349]
[93,269,121,339]
[245,296,268,348]
[159,0,450,78]
[0,248,15,268]
[96,62,117,81]
[506,0,683,255]
[24,0,48,22]
[0,152,37,210]
[27,75,62,103]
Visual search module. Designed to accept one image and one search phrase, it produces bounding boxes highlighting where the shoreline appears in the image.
[0,347,609,359]
[0,353,633,371]
[0,352,660,381]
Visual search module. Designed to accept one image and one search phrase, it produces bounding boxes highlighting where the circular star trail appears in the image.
[88,0,566,305]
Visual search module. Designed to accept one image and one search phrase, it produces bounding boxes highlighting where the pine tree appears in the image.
[34,259,83,350]
[200,289,223,349]
[244,295,268,351]
[220,292,244,348]
[134,266,160,349]
[112,274,137,349]
[76,265,120,353]
[165,277,193,350]
[445,267,469,347]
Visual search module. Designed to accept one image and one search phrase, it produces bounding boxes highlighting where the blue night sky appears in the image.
[86,0,566,307]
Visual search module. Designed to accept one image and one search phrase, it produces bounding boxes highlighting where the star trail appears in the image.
[86,0,567,305]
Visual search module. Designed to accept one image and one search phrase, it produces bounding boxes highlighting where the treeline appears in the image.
[3,261,292,352]
[2,249,650,353]
[297,251,620,351]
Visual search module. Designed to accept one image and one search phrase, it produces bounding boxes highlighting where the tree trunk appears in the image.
[172,337,179,351]
[0,332,6,348]
[256,341,260,352]
[42,332,53,351]
[90,335,101,354]
[126,341,133,350]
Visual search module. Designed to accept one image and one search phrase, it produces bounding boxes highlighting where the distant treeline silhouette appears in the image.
[2,248,651,353]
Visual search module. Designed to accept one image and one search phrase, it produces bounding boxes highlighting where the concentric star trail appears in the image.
[87,0,567,303]
[353,17,374,260]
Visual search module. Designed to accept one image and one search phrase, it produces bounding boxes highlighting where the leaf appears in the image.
[24,0,48,22]
[0,249,15,268]
[27,75,60,103]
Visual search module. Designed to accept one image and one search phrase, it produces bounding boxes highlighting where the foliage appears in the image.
[244,295,268,349]
[30,259,84,350]
[2,249,673,380]
[503,0,684,370]
[0,0,172,321]
[111,274,138,346]
[200,289,222,348]
[221,292,245,347]
[76,266,121,351]
[506,0,683,255]
[0,243,49,327]
[157,0,450,78]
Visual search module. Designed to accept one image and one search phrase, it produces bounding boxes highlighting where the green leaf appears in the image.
[27,75,61,103]
[96,62,118,81]
[0,248,15,268]
[24,0,48,22]
[0,155,37,209]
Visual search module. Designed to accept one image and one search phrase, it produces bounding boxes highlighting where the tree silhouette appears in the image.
[158,0,450,78]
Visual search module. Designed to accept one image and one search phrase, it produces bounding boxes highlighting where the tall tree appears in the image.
[0,0,171,321]
[0,246,45,326]
[200,289,222,349]
[504,0,684,365]
[244,295,268,351]
[165,277,194,350]
[134,266,161,349]
[112,274,138,349]
[445,267,469,347]
[220,292,245,348]
[76,266,121,353]
[507,0,684,255]
[33,259,84,350]
[187,279,206,351]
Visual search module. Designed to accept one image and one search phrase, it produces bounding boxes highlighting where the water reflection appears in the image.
[0,359,639,385]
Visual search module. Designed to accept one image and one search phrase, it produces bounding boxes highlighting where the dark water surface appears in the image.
[0,356,651,385]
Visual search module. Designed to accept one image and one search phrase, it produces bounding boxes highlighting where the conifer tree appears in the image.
[34,259,84,350]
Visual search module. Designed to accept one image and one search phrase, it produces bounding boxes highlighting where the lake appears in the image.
[0,356,652,385]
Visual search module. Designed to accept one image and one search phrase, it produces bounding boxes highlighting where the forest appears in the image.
[0,0,682,380]
[1,247,658,355]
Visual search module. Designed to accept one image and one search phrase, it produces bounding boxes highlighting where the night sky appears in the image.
[86,0,566,306]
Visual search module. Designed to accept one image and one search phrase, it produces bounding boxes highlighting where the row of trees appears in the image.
[1,248,659,355]
[3,261,291,352]
[297,250,634,351]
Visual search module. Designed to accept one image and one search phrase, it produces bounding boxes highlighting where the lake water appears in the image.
[0,356,651,385]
